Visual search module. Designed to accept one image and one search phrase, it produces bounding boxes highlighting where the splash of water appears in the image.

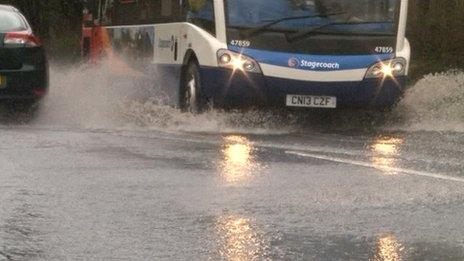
[120,101,296,134]
[36,62,124,128]
[36,62,295,134]
[392,70,464,132]
[36,62,464,134]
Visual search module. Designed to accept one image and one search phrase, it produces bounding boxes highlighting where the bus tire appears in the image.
[180,61,207,113]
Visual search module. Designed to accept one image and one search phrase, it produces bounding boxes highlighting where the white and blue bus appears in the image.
[82,0,410,111]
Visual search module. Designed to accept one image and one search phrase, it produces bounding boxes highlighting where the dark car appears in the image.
[0,5,48,113]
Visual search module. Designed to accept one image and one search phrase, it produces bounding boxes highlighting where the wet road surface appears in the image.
[1,124,464,260]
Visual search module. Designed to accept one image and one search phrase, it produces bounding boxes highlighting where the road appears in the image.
[1,68,464,260]
[1,119,464,260]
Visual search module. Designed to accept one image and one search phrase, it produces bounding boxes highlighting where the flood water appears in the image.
[0,64,463,260]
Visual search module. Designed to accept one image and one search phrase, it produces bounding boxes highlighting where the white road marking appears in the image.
[286,151,464,183]
[25,126,461,184]
[110,131,464,183]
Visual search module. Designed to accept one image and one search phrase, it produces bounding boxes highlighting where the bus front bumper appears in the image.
[200,67,407,109]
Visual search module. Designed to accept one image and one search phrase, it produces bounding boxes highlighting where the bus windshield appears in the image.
[226,0,399,36]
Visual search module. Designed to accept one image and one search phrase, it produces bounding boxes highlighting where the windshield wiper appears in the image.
[240,11,347,38]
[286,21,395,42]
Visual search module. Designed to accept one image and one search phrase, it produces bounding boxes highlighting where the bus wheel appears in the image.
[180,61,207,113]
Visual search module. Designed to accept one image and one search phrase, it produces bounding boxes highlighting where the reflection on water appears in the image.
[219,136,261,183]
[215,215,269,261]
[370,136,405,174]
[372,235,404,261]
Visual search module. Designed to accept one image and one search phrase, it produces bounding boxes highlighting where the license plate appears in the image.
[286,95,337,108]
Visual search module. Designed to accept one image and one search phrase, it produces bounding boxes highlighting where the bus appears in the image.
[81,0,410,112]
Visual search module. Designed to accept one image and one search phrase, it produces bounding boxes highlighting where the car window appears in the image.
[0,10,27,32]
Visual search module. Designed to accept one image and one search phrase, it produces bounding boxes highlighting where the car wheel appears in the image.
[180,61,207,113]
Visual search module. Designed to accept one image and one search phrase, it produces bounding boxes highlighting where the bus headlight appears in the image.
[217,49,262,73]
[365,58,407,79]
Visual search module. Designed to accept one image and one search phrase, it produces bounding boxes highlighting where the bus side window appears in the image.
[186,0,215,36]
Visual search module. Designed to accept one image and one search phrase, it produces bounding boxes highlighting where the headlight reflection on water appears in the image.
[215,216,269,261]
[370,136,405,174]
[373,234,404,261]
[219,135,262,183]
